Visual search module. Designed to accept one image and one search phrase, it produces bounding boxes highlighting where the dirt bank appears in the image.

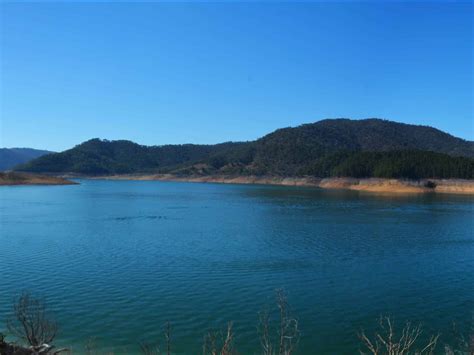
[0,172,77,186]
[89,174,474,195]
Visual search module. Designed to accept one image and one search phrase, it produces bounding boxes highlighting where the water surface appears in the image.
[1,180,473,353]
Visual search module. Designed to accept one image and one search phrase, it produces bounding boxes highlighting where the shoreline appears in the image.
[0,172,77,186]
[83,174,474,195]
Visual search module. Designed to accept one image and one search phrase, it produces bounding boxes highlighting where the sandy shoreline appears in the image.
[0,172,77,186]
[84,174,474,195]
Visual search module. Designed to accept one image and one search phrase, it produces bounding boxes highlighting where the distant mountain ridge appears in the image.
[0,148,54,171]
[16,119,474,179]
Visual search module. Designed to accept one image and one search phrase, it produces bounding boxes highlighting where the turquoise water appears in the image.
[0,180,473,354]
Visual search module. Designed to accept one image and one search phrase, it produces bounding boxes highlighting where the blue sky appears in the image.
[1,1,472,151]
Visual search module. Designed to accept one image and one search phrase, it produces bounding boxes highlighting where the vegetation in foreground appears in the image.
[1,291,472,355]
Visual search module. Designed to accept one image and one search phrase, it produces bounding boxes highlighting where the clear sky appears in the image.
[1,1,472,151]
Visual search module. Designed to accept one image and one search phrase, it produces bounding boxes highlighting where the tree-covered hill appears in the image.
[300,150,474,179]
[250,119,473,174]
[267,118,474,156]
[15,138,244,175]
[15,119,474,179]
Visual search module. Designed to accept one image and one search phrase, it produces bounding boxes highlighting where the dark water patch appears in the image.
[111,215,167,221]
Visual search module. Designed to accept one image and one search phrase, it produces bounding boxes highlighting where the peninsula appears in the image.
[0,172,77,186]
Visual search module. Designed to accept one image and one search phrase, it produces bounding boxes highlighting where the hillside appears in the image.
[16,139,244,175]
[249,119,474,175]
[16,119,474,179]
[0,148,53,171]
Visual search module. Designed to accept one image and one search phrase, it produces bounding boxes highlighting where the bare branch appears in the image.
[7,292,58,349]
[202,322,235,355]
[358,316,438,355]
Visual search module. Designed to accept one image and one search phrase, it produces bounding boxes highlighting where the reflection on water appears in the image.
[0,180,473,354]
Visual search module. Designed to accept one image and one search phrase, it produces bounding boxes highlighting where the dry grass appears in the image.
[259,289,300,355]
[139,321,172,355]
[202,322,236,355]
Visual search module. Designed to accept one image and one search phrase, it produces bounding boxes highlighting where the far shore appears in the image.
[80,174,474,195]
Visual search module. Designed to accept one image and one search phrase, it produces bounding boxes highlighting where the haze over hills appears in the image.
[16,119,474,179]
[0,148,54,171]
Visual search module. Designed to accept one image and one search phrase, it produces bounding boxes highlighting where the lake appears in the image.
[1,180,473,354]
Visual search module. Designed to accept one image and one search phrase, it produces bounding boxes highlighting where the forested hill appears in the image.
[15,119,474,179]
[0,148,54,171]
[15,139,244,175]
[258,119,474,158]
